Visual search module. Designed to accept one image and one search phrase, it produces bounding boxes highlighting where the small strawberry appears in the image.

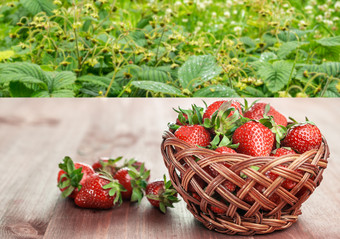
[57,156,95,198]
[244,102,287,127]
[174,125,211,147]
[215,146,237,154]
[74,172,125,209]
[121,158,151,181]
[209,205,226,214]
[204,163,236,192]
[192,192,201,201]
[232,121,274,156]
[203,100,242,121]
[92,157,122,176]
[182,163,206,193]
[146,175,179,213]
[113,164,150,203]
[244,182,280,206]
[270,147,296,157]
[282,123,322,153]
[264,164,302,191]
[281,167,302,190]
[176,113,188,126]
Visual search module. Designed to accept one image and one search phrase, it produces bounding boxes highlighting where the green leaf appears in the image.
[193,84,239,97]
[20,0,56,16]
[257,61,295,93]
[0,63,76,97]
[128,30,146,47]
[136,15,153,29]
[49,89,75,97]
[241,86,266,97]
[259,52,277,62]
[52,71,76,89]
[131,81,184,96]
[159,202,166,214]
[9,81,34,97]
[0,50,15,61]
[319,80,340,97]
[178,55,222,91]
[138,66,170,83]
[61,186,75,198]
[277,41,301,59]
[239,37,256,48]
[77,75,111,87]
[316,36,340,47]
[0,62,49,86]
[295,62,340,83]
[131,188,143,203]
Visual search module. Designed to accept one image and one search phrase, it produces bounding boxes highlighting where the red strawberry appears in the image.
[146,175,179,213]
[182,163,206,193]
[176,113,188,126]
[57,156,95,198]
[204,163,236,192]
[282,123,322,153]
[192,192,201,201]
[244,183,280,206]
[270,147,296,157]
[74,172,124,209]
[210,205,226,214]
[244,103,287,127]
[203,100,242,120]
[174,125,211,147]
[232,121,274,156]
[264,164,302,191]
[113,165,149,202]
[215,146,237,154]
[92,157,119,176]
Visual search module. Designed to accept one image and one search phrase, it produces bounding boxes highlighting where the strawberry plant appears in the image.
[0,0,339,97]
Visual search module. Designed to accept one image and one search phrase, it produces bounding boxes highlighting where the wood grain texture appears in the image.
[0,98,339,239]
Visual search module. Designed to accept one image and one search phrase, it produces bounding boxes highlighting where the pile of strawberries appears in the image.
[169,100,323,214]
[57,156,179,213]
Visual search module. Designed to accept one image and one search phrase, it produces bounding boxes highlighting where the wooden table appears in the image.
[0,98,339,239]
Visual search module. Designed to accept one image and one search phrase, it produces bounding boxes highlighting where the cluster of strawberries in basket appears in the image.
[169,100,322,214]
[57,156,179,213]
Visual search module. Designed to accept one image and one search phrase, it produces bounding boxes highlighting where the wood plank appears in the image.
[0,99,339,239]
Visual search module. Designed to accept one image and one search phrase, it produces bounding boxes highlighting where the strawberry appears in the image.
[57,156,95,198]
[204,163,236,192]
[92,157,121,176]
[281,167,302,190]
[74,172,125,209]
[174,125,211,147]
[282,123,322,153]
[244,102,287,127]
[192,192,201,201]
[265,164,302,191]
[182,163,206,193]
[176,113,188,126]
[146,175,179,213]
[203,100,242,120]
[209,205,226,214]
[232,121,274,156]
[270,147,296,157]
[244,182,280,206]
[113,165,149,203]
[215,146,237,154]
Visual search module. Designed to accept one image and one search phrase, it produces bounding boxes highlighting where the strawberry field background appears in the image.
[0,0,339,97]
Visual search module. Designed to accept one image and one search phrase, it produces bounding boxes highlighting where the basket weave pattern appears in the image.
[161,131,329,235]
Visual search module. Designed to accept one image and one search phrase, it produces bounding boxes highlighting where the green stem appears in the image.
[155,26,166,65]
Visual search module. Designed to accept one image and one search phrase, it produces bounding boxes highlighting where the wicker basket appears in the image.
[161,131,329,235]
